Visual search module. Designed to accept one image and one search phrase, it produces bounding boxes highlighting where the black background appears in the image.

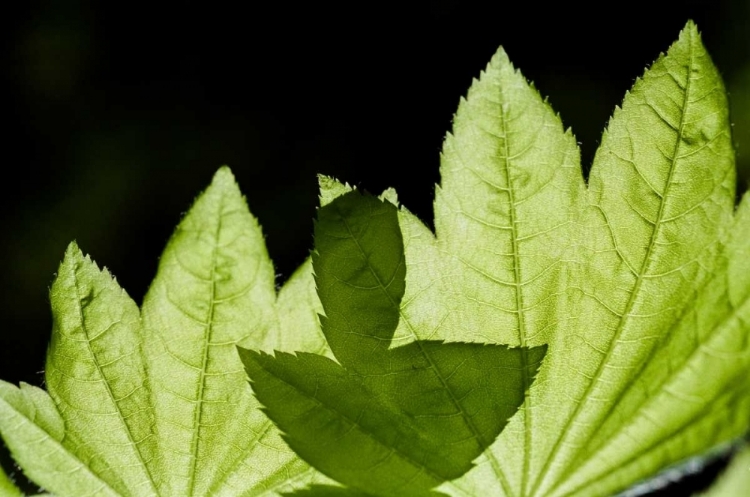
[2,0,749,494]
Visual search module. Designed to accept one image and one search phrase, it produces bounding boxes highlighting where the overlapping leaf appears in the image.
[241,191,545,496]
[375,21,750,497]
[0,168,331,496]
[1,19,748,497]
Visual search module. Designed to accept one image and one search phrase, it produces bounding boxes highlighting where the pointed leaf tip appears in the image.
[60,242,111,279]
[683,19,699,34]
[64,240,83,261]
[60,242,99,276]
[675,19,702,49]
[209,166,241,194]
[378,187,399,206]
[489,46,510,67]
[317,175,353,207]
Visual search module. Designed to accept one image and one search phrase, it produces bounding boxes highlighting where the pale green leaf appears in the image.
[551,192,750,497]
[538,23,745,497]
[364,21,749,497]
[2,18,749,497]
[317,175,354,207]
[45,243,158,496]
[140,167,328,496]
[695,445,750,497]
[0,463,22,497]
[0,381,117,496]
[432,39,584,497]
[0,167,330,496]
[274,258,328,358]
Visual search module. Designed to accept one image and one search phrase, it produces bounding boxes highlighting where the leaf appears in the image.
[0,168,331,496]
[0,381,115,496]
[694,445,750,497]
[281,485,369,497]
[398,21,748,497]
[45,243,156,495]
[0,464,22,497]
[240,191,545,497]
[2,19,749,497]
[533,23,749,497]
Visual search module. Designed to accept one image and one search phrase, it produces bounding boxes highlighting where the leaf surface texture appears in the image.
[241,191,544,496]
[0,169,330,496]
[1,21,749,497]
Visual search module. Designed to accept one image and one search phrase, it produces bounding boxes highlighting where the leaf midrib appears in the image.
[254,352,447,494]
[70,263,158,497]
[338,208,482,497]
[559,224,731,479]
[447,78,539,497]
[186,195,224,497]
[493,79,536,497]
[529,30,697,497]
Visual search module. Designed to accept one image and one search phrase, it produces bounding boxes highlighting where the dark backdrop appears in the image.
[2,1,749,494]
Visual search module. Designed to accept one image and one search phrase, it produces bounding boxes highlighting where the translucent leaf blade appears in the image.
[435,48,584,347]
[141,167,315,496]
[695,446,750,497]
[45,243,157,496]
[0,382,119,497]
[555,193,750,497]
[0,463,22,497]
[431,46,584,496]
[529,22,739,496]
[274,258,328,357]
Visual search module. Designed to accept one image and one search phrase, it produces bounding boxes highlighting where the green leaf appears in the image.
[2,19,749,497]
[0,381,116,496]
[241,191,545,497]
[141,167,332,495]
[430,35,584,497]
[534,23,747,497]
[45,243,156,495]
[695,445,750,497]
[282,485,369,497]
[418,21,747,497]
[0,168,331,496]
[0,464,22,497]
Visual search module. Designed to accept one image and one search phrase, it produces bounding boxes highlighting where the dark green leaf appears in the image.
[241,191,545,496]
